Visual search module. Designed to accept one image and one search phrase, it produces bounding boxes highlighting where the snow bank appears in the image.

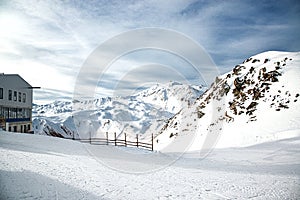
[1,130,299,199]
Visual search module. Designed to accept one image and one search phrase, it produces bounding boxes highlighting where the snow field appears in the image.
[1,131,299,199]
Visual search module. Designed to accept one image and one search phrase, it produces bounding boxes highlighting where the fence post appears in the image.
[114,132,117,146]
[136,134,139,148]
[106,132,108,145]
[90,131,91,144]
[151,133,154,151]
[124,133,127,147]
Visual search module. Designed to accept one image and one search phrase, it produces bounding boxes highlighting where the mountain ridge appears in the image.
[32,51,300,152]
[155,51,300,151]
[33,81,204,141]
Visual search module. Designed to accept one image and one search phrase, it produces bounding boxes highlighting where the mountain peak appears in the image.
[156,51,300,151]
[33,82,204,139]
[32,51,300,152]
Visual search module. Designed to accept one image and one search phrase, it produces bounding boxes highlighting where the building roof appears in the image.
[0,74,32,88]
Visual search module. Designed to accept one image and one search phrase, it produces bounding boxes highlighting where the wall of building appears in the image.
[5,121,32,133]
[0,74,33,109]
[0,74,33,133]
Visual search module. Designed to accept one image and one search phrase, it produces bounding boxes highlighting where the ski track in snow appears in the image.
[0,131,299,200]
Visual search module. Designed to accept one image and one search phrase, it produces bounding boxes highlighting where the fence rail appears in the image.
[66,132,154,151]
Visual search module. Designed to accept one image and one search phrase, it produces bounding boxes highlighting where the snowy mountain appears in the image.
[33,51,300,152]
[32,82,204,141]
[156,51,300,152]
[134,81,203,113]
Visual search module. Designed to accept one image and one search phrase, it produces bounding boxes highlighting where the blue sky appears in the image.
[0,0,299,103]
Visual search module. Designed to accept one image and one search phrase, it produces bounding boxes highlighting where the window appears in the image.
[9,108,17,119]
[13,91,17,101]
[8,90,12,101]
[17,108,23,118]
[24,108,30,118]
[18,92,21,102]
[22,93,26,103]
[0,88,3,99]
[3,107,8,118]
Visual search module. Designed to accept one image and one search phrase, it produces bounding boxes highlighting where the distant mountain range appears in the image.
[33,51,300,152]
[33,81,204,142]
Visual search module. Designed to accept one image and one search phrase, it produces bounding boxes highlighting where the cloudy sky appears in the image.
[0,0,299,103]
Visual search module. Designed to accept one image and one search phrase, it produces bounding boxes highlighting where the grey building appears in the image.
[0,74,33,133]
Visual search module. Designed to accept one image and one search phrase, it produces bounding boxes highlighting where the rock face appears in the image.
[156,51,300,151]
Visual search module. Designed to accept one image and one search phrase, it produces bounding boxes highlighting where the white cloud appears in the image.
[0,0,299,103]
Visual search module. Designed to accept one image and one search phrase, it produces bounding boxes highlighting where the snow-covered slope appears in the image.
[1,130,300,199]
[156,51,300,151]
[33,51,300,152]
[134,81,203,113]
[33,82,204,141]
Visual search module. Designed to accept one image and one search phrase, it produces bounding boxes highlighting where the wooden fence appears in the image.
[67,132,154,151]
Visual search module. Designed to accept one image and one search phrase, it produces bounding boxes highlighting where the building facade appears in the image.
[0,74,33,133]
